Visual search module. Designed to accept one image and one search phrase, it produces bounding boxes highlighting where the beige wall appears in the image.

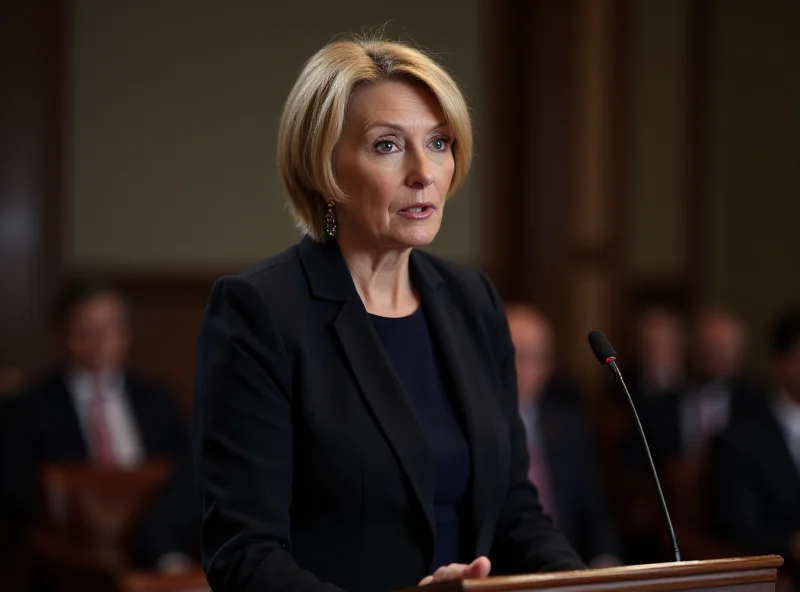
[706,0,800,373]
[67,0,482,270]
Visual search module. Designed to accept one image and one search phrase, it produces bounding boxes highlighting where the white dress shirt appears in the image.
[681,379,732,453]
[68,370,144,467]
[519,402,541,448]
[772,391,800,474]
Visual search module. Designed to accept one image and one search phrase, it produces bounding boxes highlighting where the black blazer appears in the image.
[193,237,584,592]
[707,397,800,565]
[0,372,184,520]
[538,381,621,564]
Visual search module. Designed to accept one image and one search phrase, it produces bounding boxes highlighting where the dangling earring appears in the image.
[324,201,337,238]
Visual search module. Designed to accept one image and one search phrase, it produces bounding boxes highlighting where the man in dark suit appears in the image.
[505,304,622,567]
[708,308,800,583]
[0,278,197,571]
[627,306,688,404]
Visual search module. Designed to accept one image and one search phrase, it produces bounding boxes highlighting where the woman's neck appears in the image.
[336,236,419,317]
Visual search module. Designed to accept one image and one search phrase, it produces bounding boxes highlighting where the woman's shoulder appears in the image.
[210,243,308,312]
[242,243,301,277]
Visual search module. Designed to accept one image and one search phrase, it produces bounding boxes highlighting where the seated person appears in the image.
[627,306,687,402]
[0,278,198,571]
[708,308,800,582]
[506,303,622,567]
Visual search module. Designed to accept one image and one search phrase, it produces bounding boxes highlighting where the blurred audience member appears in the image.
[708,308,800,583]
[632,309,763,472]
[506,303,622,567]
[617,308,765,563]
[0,278,198,571]
[630,306,686,400]
[681,309,757,456]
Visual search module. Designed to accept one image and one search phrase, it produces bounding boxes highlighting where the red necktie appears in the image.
[89,374,116,466]
[528,443,557,521]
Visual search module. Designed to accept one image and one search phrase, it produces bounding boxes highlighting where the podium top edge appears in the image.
[451,555,784,590]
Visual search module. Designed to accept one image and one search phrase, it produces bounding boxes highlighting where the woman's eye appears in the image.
[430,137,450,152]
[375,140,397,153]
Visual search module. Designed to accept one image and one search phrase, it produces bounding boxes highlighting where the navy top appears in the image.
[370,307,471,570]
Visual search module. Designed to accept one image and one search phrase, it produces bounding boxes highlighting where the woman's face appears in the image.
[333,79,455,249]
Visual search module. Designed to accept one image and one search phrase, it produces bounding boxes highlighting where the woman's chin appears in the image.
[386,219,441,248]
[393,228,439,248]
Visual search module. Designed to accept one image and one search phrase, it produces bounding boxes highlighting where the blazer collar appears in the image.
[299,236,498,559]
[297,235,444,302]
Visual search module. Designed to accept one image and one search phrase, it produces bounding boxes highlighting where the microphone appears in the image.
[587,330,682,562]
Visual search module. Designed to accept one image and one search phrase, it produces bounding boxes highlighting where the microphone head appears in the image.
[588,330,617,365]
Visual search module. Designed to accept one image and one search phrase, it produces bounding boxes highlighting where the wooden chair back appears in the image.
[36,459,173,558]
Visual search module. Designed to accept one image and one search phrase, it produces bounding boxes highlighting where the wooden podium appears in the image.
[400,556,784,591]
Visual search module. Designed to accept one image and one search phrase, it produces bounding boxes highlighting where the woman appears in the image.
[194,37,585,592]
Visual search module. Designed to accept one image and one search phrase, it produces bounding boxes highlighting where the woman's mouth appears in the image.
[397,203,436,220]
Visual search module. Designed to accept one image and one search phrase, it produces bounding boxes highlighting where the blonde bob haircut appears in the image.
[277,37,473,242]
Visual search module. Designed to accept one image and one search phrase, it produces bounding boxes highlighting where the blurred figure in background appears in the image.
[631,309,762,474]
[708,308,800,585]
[681,309,761,458]
[619,308,766,563]
[613,306,687,563]
[629,306,687,401]
[506,303,622,567]
[0,278,197,572]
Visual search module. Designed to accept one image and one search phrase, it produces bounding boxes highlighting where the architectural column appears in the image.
[0,1,66,376]
[566,0,628,386]
[484,0,628,394]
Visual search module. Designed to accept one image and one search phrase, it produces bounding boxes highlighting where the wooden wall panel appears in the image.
[483,0,580,339]
[484,0,629,394]
[0,1,66,376]
[686,0,712,312]
[484,0,715,372]
[0,3,67,590]
[111,273,220,415]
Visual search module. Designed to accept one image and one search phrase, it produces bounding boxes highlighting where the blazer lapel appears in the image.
[411,253,500,554]
[334,298,436,536]
[53,375,91,459]
[124,376,156,456]
[299,237,435,546]
[763,405,800,493]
